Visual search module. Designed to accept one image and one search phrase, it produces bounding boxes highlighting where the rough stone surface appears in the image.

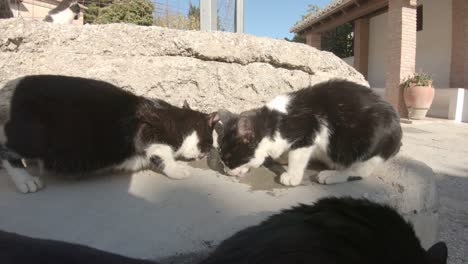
[0,18,367,114]
[0,154,439,263]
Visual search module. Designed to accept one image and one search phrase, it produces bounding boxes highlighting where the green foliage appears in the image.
[403,72,433,88]
[321,22,354,58]
[84,3,100,24]
[291,4,354,58]
[303,4,320,19]
[187,2,200,30]
[84,0,154,26]
[153,1,200,30]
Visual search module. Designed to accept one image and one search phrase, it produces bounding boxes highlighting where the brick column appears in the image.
[354,18,370,78]
[385,0,418,118]
[450,0,465,87]
[305,32,321,50]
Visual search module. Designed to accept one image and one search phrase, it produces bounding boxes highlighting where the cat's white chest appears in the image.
[175,131,201,160]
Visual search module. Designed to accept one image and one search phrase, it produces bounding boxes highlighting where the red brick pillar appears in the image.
[305,32,321,50]
[385,0,418,118]
[354,18,370,78]
[450,0,465,87]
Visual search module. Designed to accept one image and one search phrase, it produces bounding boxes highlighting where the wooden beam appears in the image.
[308,0,388,33]
[354,0,361,7]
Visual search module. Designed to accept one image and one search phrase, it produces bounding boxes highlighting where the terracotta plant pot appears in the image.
[403,84,435,119]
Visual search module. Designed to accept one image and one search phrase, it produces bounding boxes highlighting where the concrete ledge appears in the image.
[0,154,439,262]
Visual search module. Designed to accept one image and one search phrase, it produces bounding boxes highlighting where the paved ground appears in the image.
[400,120,468,264]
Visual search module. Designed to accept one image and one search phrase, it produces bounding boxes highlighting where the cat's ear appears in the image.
[207,112,220,128]
[237,117,254,143]
[427,242,447,264]
[182,100,191,110]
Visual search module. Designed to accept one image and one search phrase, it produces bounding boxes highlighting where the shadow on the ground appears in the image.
[433,171,468,264]
[0,164,273,264]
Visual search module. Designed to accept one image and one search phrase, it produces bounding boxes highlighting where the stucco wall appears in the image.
[342,56,354,66]
[416,0,452,88]
[367,12,387,88]
[367,0,453,89]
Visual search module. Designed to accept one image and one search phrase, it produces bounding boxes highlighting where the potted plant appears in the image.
[402,72,435,120]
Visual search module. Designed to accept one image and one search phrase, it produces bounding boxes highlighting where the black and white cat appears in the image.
[201,197,447,264]
[0,75,218,193]
[0,197,448,264]
[216,80,402,186]
[43,0,81,24]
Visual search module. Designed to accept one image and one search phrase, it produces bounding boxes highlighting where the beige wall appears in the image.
[367,12,387,88]
[367,0,453,88]
[416,0,452,88]
[342,56,354,66]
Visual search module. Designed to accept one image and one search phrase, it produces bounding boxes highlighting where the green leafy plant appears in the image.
[402,72,433,88]
[92,0,154,26]
[290,4,354,58]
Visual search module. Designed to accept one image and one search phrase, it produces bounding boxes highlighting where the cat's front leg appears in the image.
[2,159,43,193]
[146,144,191,180]
[280,146,314,186]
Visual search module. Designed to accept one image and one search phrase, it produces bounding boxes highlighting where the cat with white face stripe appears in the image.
[216,80,402,186]
[0,75,218,193]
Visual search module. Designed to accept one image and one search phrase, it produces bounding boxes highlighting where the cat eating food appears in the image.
[0,75,218,193]
[215,80,402,186]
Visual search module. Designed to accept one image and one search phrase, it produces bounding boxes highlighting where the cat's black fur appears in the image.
[2,75,216,175]
[0,230,158,264]
[0,0,13,19]
[0,197,448,264]
[218,80,402,184]
[201,197,447,264]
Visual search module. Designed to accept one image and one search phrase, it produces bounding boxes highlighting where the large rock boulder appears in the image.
[0,19,367,113]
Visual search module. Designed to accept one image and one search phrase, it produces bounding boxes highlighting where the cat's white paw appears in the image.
[12,172,43,193]
[164,163,192,180]
[280,172,302,186]
[317,170,347,185]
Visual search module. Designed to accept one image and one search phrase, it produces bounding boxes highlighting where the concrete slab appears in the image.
[0,155,438,263]
[400,121,468,264]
